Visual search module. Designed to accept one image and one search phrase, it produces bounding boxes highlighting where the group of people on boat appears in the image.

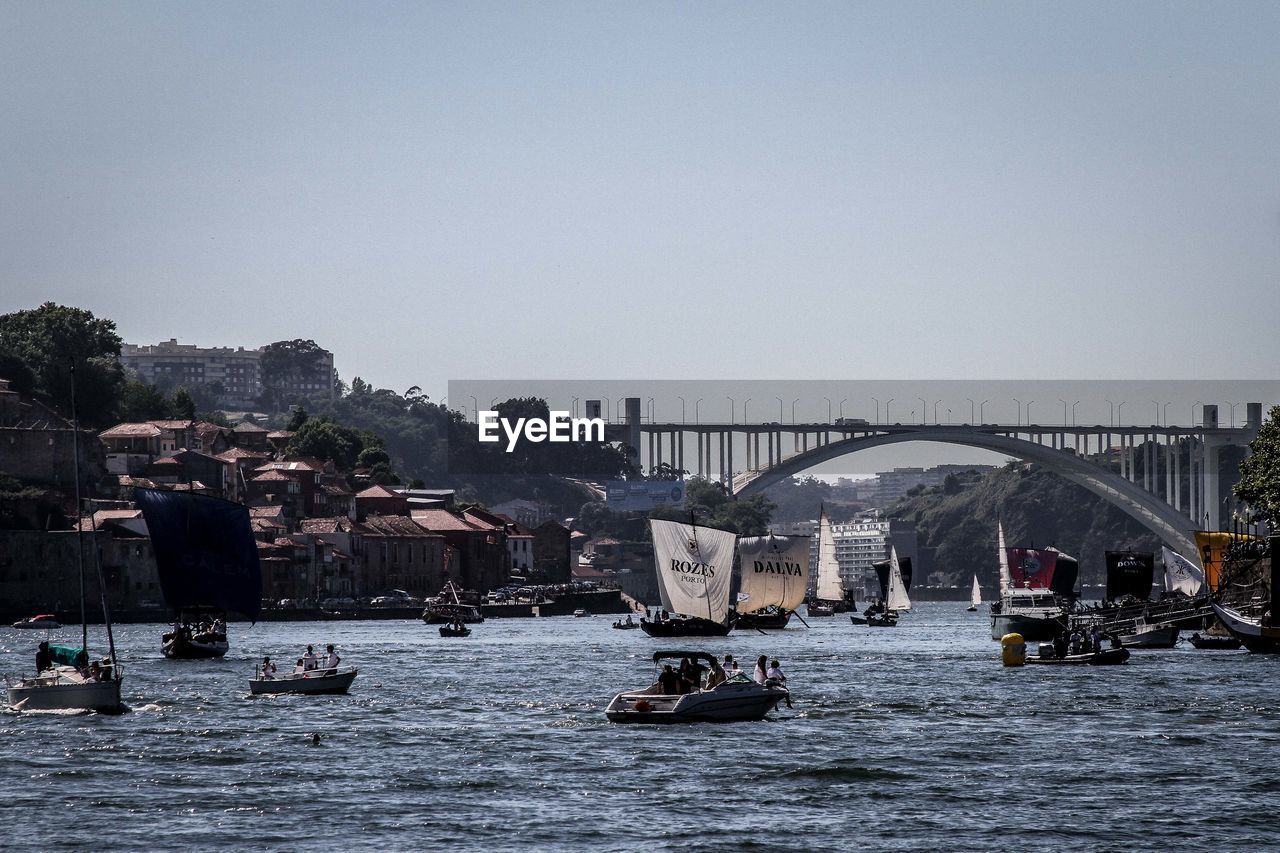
[33,641,115,682]
[1055,626,1121,658]
[259,644,341,679]
[166,616,226,645]
[656,653,791,705]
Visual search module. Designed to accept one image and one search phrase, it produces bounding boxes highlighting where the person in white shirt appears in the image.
[723,654,740,676]
[293,658,306,674]
[753,655,768,685]
[766,658,793,708]
[260,656,277,679]
[302,645,318,671]
[324,644,340,671]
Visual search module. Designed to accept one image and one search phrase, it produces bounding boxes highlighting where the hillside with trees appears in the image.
[889,463,1163,587]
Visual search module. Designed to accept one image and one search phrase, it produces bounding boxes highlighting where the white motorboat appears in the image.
[249,665,358,695]
[12,614,61,630]
[573,609,588,618]
[5,666,123,713]
[605,651,789,723]
[1118,622,1179,649]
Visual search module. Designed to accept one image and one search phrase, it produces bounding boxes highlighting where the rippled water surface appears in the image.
[3,603,1278,851]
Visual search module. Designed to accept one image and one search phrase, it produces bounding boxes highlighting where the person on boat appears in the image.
[324,644,340,671]
[767,659,793,708]
[303,645,318,671]
[1089,626,1102,653]
[1107,632,1123,650]
[35,640,52,673]
[88,661,101,682]
[704,659,726,689]
[657,664,681,695]
[753,655,768,685]
[261,656,277,679]
[99,657,114,682]
[723,654,739,676]
[293,658,306,674]
[677,658,699,693]
[1053,633,1069,660]
[1068,630,1083,655]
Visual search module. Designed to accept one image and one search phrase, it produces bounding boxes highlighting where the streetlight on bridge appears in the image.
[601,397,611,423]
[695,398,703,424]
[1116,401,1127,425]
[469,395,478,421]
[824,397,832,422]
[677,396,685,424]
[872,397,880,422]
[917,396,928,424]
[886,398,895,422]
[571,396,579,418]
[1162,402,1172,427]
[646,397,655,423]
[1013,398,1023,426]
[744,398,752,423]
[966,398,975,423]
[791,399,800,423]
[980,399,989,423]
[1192,401,1202,427]
[776,397,784,421]
[932,400,942,424]
[727,397,735,424]
[839,398,848,419]
[1228,402,1241,428]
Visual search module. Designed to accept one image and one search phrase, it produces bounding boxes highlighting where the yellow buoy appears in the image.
[1001,632,1026,667]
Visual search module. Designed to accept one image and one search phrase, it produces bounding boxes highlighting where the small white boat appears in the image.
[1118,622,1179,649]
[573,609,588,618]
[12,614,60,630]
[606,651,789,723]
[249,665,358,696]
[6,666,123,713]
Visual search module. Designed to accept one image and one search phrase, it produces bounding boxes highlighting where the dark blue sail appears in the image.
[136,489,262,620]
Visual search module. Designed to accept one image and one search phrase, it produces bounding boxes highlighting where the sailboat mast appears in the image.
[69,364,88,655]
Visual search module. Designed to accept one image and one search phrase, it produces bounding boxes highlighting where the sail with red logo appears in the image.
[1005,547,1059,590]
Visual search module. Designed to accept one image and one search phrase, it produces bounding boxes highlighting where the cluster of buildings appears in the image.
[0,378,570,615]
[832,463,997,507]
[769,513,924,599]
[119,338,335,410]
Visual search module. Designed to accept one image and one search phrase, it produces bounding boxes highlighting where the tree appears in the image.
[286,406,309,432]
[259,339,329,413]
[170,387,197,420]
[0,303,124,426]
[116,379,169,422]
[1236,404,1280,527]
[287,416,366,470]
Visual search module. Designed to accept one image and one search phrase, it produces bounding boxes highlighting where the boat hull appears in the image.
[13,619,60,630]
[1024,648,1130,665]
[162,633,229,659]
[606,683,787,723]
[249,668,358,695]
[1188,633,1242,650]
[735,609,791,630]
[1118,626,1179,649]
[991,612,1065,642]
[438,626,470,637]
[640,617,733,637]
[1211,602,1280,653]
[805,604,835,617]
[6,673,123,713]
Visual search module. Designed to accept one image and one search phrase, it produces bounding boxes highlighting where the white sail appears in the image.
[997,521,1011,589]
[970,574,982,607]
[886,545,911,611]
[650,518,737,623]
[1161,546,1205,597]
[736,534,810,613]
[815,507,844,602]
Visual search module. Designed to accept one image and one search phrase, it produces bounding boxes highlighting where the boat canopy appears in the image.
[136,488,262,620]
[650,519,736,623]
[736,534,809,613]
[651,650,720,667]
[49,644,88,667]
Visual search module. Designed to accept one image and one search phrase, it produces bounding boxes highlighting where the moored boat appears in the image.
[605,650,789,723]
[805,506,844,617]
[1024,645,1130,666]
[422,581,485,624]
[639,518,737,638]
[989,525,1075,641]
[6,665,123,713]
[1188,632,1242,650]
[439,624,471,637]
[1118,622,1179,649]
[249,665,358,695]
[612,615,640,630]
[1208,535,1278,653]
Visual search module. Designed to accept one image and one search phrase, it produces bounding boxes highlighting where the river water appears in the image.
[2,602,1277,851]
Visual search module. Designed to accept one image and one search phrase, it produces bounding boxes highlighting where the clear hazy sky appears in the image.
[4,2,1279,399]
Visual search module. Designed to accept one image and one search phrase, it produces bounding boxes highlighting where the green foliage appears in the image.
[1236,404,1280,527]
[287,416,370,471]
[649,476,776,536]
[0,302,124,426]
[763,475,832,522]
[648,462,687,481]
[286,407,309,432]
[259,339,329,412]
[116,379,169,422]
[170,387,197,420]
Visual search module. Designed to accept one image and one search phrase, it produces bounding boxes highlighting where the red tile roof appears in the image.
[233,421,269,433]
[215,448,269,462]
[252,470,292,482]
[356,484,401,499]
[149,420,195,430]
[357,515,442,538]
[411,508,483,532]
[100,423,162,438]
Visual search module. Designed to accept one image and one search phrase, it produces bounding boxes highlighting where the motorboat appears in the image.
[12,614,60,630]
[806,602,835,617]
[1118,623,1179,649]
[162,617,230,660]
[1024,644,1130,665]
[422,581,485,624]
[988,523,1076,641]
[573,609,588,618]
[439,624,471,637]
[1188,632,1242,650]
[249,665,358,695]
[605,651,789,723]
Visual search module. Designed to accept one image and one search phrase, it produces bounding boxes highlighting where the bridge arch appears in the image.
[733,428,1197,553]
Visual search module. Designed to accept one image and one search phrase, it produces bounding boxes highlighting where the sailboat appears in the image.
[734,533,809,630]
[968,575,982,612]
[639,518,738,637]
[806,507,843,617]
[135,488,262,659]
[5,367,123,713]
[855,546,912,627]
[1211,534,1280,653]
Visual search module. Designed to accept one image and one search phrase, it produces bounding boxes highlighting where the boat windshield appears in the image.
[723,672,753,684]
